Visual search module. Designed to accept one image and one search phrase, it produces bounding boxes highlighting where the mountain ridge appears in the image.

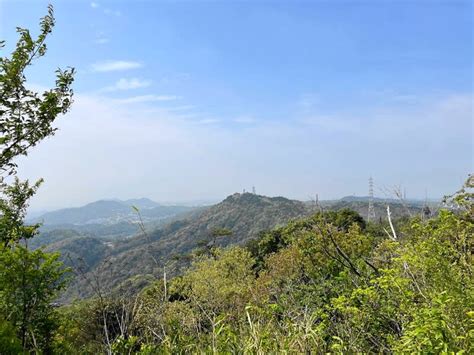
[59,192,312,300]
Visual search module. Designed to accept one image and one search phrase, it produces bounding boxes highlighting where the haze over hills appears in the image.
[28,198,198,242]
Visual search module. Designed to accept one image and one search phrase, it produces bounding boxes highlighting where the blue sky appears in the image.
[0,0,472,209]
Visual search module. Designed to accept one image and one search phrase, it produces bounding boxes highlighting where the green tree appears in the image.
[0,4,74,353]
[0,5,74,177]
[0,246,69,351]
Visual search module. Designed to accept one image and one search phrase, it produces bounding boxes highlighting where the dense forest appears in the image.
[0,6,472,354]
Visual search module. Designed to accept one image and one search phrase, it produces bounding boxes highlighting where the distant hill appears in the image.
[60,193,311,300]
[31,198,192,226]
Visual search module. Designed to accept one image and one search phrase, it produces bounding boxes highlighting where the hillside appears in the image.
[60,193,311,300]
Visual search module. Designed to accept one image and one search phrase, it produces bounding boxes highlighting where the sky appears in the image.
[0,0,472,211]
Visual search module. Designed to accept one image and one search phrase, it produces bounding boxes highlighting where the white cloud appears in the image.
[91,61,142,72]
[102,78,152,92]
[90,2,99,8]
[117,95,180,103]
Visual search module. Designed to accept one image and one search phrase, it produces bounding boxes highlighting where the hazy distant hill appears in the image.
[32,198,192,226]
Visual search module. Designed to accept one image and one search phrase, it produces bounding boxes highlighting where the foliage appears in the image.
[0,178,42,247]
[0,4,74,353]
[58,192,312,301]
[0,246,69,351]
[0,4,74,176]
[57,188,473,352]
[0,319,22,354]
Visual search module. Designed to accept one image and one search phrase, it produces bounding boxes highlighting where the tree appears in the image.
[0,4,74,353]
[0,246,69,351]
[0,4,74,177]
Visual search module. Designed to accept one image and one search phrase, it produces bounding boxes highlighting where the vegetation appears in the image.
[54,192,312,301]
[53,187,473,353]
[0,5,74,353]
[1,6,472,354]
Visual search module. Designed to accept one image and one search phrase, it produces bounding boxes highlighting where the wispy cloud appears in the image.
[102,78,151,92]
[299,115,361,132]
[361,89,420,104]
[90,2,99,8]
[165,105,196,112]
[117,95,180,104]
[91,61,142,72]
[104,8,121,17]
[297,93,320,113]
[197,118,220,124]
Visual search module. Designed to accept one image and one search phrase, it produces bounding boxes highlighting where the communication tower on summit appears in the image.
[252,186,256,194]
[368,177,376,222]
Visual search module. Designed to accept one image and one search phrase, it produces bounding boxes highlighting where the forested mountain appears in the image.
[59,193,312,300]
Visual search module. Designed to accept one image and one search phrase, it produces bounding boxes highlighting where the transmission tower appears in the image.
[368,177,376,222]
[422,189,431,220]
[252,186,256,194]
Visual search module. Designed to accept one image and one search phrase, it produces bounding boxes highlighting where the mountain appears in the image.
[28,199,197,256]
[59,193,312,300]
[33,200,131,225]
[31,198,191,226]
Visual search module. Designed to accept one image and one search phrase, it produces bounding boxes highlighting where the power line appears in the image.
[368,176,376,222]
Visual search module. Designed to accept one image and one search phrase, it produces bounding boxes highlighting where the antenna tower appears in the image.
[368,177,376,222]
[252,186,256,194]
